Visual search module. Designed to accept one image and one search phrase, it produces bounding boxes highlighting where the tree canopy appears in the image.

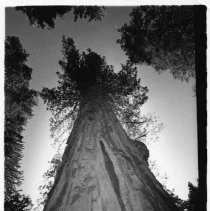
[4,193,33,211]
[117,6,195,82]
[5,36,37,207]
[16,6,105,28]
[41,36,161,146]
[187,181,199,211]
[163,180,199,211]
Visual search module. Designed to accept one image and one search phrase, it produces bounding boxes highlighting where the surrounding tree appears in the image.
[4,193,33,211]
[16,6,105,28]
[117,6,195,82]
[186,181,199,211]
[163,181,200,211]
[166,189,188,210]
[5,36,38,209]
[35,154,62,211]
[40,36,179,210]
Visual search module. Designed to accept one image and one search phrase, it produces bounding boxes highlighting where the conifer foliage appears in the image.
[35,154,62,211]
[4,193,33,211]
[5,36,37,209]
[16,6,105,28]
[41,36,152,142]
[118,6,195,82]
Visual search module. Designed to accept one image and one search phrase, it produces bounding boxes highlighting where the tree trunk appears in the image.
[44,88,180,211]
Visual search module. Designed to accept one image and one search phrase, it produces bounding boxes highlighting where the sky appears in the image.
[5,6,198,207]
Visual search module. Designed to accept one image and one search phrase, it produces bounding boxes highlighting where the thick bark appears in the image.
[44,88,180,211]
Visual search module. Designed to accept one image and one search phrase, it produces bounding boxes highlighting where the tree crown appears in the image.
[41,36,161,145]
[117,6,195,82]
[16,6,105,28]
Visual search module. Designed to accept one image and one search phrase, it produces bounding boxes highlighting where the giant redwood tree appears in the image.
[41,36,180,211]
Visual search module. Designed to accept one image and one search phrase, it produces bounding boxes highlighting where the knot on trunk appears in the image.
[130,139,149,163]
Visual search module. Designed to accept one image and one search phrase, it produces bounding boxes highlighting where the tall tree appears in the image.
[16,6,105,28]
[117,6,195,82]
[167,180,199,211]
[41,36,179,210]
[186,181,199,211]
[4,193,33,211]
[5,36,37,209]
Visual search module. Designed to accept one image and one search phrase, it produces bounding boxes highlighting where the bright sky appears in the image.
[5,6,198,207]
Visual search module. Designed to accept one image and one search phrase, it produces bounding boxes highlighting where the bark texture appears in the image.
[44,88,180,211]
